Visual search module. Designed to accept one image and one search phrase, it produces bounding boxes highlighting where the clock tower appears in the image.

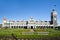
[51,9,57,28]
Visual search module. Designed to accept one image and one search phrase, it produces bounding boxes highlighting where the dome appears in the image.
[30,16,34,20]
[30,16,33,19]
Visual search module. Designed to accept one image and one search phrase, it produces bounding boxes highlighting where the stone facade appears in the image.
[3,9,58,29]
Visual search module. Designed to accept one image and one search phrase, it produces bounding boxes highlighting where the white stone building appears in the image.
[3,9,58,29]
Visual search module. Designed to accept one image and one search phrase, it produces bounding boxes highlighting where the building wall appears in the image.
[0,24,2,28]
[3,20,53,28]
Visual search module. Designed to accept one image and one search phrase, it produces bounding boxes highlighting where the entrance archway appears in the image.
[31,26,33,29]
[24,26,27,29]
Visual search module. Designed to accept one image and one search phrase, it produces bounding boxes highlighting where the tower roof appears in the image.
[3,16,7,20]
[52,9,55,11]
[51,8,57,16]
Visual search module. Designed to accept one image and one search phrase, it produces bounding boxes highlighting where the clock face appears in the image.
[54,18,56,20]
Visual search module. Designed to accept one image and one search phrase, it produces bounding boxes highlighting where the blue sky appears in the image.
[0,0,60,25]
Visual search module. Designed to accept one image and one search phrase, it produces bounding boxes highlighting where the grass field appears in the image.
[0,28,60,38]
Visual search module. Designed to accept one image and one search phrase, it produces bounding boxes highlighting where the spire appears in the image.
[3,16,7,23]
[3,16,7,20]
[54,5,56,8]
[52,5,56,11]
[52,5,57,16]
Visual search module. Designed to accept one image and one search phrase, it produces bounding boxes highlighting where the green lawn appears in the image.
[0,28,60,38]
